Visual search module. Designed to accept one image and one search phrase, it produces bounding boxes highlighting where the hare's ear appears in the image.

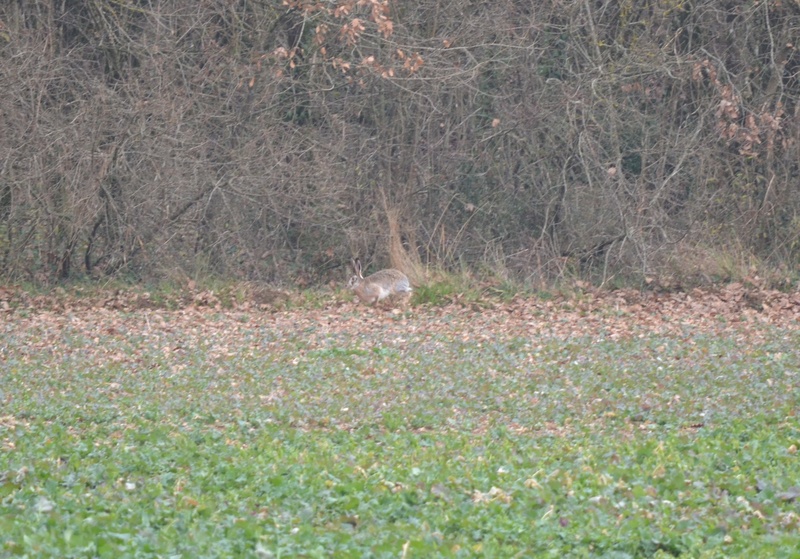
[353,258,363,277]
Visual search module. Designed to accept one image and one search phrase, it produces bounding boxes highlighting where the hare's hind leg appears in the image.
[399,290,412,310]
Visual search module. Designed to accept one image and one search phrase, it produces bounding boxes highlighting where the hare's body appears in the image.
[348,259,412,306]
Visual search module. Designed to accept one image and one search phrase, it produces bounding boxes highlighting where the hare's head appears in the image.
[347,258,364,290]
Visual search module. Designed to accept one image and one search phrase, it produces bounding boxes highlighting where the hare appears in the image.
[347,258,412,306]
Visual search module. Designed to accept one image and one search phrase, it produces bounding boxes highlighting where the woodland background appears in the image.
[1,0,799,289]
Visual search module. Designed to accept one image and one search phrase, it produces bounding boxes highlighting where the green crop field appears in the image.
[1,293,799,558]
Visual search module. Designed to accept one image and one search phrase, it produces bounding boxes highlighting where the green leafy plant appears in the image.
[2,297,799,557]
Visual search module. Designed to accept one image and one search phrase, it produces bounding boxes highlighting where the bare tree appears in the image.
[1,0,798,286]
